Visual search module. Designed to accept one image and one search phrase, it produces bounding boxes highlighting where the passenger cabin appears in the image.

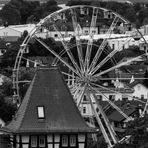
[2,66,95,148]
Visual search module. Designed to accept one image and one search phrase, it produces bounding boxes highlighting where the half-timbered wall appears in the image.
[12,134,86,148]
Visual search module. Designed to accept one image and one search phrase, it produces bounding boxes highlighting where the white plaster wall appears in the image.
[47,135,53,142]
[48,144,53,148]
[22,136,29,148]
[78,134,85,142]
[22,136,29,143]
[36,31,74,39]
[0,27,21,37]
[79,143,85,148]
[132,84,148,99]
[54,135,60,142]
[82,27,98,35]
[22,144,29,148]
[78,134,85,148]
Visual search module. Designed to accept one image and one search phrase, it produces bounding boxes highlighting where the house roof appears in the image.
[107,100,144,122]
[129,80,148,89]
[108,107,136,122]
[3,66,95,134]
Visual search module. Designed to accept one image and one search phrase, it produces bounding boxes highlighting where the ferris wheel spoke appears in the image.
[22,56,46,67]
[91,82,146,104]
[62,71,77,78]
[90,85,131,121]
[84,7,98,73]
[50,23,82,75]
[76,85,87,107]
[72,84,85,106]
[91,49,119,75]
[92,53,148,78]
[35,37,81,77]
[89,91,118,144]
[70,8,84,72]
[85,92,113,147]
[88,16,120,74]
[52,49,66,65]
[91,35,134,75]
[91,37,132,75]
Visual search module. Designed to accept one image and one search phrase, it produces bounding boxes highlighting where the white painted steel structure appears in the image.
[13,5,148,147]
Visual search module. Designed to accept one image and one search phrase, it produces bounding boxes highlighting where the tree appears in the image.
[1,42,20,68]
[0,3,21,25]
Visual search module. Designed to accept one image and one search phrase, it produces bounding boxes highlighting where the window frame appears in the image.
[83,106,86,114]
[62,135,68,147]
[39,135,46,147]
[31,136,37,148]
[70,135,76,147]
[37,106,45,119]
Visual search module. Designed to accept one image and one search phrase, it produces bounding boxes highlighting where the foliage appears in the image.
[0,80,17,122]
[0,0,148,26]
[0,0,60,25]
[0,81,13,97]
[114,45,143,62]
[114,143,135,148]
[0,3,21,25]
[87,138,108,148]
[122,115,148,148]
[67,1,148,27]
[18,67,36,98]
[1,42,20,68]
[0,94,16,122]
[0,30,29,68]
[27,37,63,56]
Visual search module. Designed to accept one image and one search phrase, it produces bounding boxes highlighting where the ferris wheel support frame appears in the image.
[13,5,148,147]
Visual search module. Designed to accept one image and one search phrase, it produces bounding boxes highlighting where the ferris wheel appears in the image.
[13,5,148,147]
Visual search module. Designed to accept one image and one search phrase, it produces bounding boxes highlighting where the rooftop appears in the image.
[3,66,95,134]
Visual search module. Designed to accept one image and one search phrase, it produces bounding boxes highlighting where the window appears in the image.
[54,34,58,37]
[62,135,68,147]
[37,106,45,119]
[122,97,128,102]
[92,30,96,34]
[97,95,102,100]
[70,135,76,147]
[83,95,88,101]
[109,95,115,101]
[85,30,88,34]
[31,136,37,147]
[141,95,144,99]
[112,44,115,50]
[83,107,86,114]
[39,136,45,147]
[122,45,125,50]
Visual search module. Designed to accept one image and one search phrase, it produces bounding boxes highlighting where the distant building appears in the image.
[0,24,35,42]
[2,66,95,148]
[24,0,48,4]
[80,87,134,117]
[108,100,142,132]
[130,81,148,99]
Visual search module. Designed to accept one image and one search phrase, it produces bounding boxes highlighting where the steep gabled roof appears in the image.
[3,66,95,134]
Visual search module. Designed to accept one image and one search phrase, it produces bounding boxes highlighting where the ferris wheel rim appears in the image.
[13,5,148,145]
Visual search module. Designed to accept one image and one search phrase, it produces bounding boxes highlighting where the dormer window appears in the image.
[37,106,45,119]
